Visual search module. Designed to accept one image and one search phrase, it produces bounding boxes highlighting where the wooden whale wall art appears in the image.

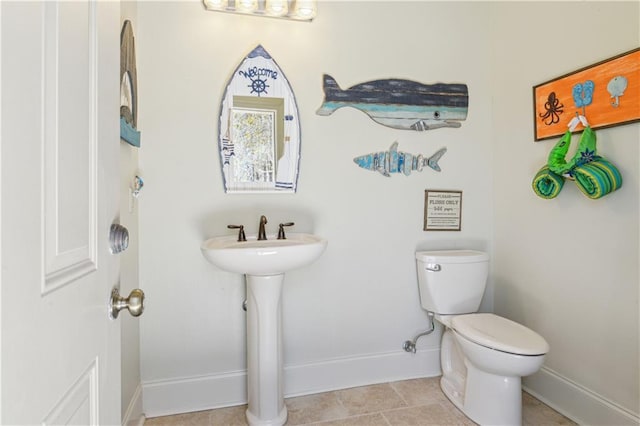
[317,74,469,131]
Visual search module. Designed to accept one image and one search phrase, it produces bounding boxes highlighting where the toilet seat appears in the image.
[452,313,549,356]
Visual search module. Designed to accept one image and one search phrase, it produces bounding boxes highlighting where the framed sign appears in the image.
[424,190,462,231]
[533,47,640,141]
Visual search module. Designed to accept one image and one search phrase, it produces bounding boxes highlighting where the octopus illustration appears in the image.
[539,91,564,125]
[607,76,628,107]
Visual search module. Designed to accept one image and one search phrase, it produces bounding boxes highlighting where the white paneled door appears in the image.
[1,1,122,424]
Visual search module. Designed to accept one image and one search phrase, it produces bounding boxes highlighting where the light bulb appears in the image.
[236,0,258,12]
[265,0,288,16]
[204,0,227,10]
[293,0,316,20]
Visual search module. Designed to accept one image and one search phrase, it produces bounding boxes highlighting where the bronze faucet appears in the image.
[258,215,268,240]
[227,224,246,242]
[277,222,295,239]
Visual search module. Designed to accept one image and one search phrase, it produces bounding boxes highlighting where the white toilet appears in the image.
[416,250,549,426]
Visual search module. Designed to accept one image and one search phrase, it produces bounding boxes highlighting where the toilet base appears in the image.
[441,362,523,426]
[463,360,522,425]
[440,329,467,410]
[440,329,523,426]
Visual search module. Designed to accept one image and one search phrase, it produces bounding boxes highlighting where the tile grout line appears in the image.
[388,381,410,407]
[384,381,409,424]
[379,383,405,426]
[379,410,394,426]
[302,383,410,425]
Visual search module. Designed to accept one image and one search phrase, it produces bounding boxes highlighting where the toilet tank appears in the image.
[415,250,489,314]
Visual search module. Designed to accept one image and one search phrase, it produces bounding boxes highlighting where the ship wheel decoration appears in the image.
[248,76,269,96]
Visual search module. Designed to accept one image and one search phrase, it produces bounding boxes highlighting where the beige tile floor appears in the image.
[145,377,577,426]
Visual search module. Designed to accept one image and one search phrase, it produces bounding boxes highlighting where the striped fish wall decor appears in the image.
[354,141,446,177]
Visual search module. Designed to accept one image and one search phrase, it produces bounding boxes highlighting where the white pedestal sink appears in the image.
[201,233,327,426]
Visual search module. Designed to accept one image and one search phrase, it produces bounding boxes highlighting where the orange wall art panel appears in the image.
[533,48,639,141]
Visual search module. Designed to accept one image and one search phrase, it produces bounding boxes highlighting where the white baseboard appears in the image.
[142,348,441,418]
[143,369,248,418]
[283,348,442,398]
[524,366,640,426]
[122,383,145,426]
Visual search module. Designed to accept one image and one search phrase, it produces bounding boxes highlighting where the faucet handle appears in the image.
[277,222,295,240]
[227,224,246,242]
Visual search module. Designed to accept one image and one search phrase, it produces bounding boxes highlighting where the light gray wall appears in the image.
[136,0,494,416]
[490,1,639,423]
[135,0,639,422]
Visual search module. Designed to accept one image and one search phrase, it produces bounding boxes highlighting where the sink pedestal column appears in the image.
[245,274,287,426]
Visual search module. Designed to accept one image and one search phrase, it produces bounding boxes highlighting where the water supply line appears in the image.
[403,311,435,353]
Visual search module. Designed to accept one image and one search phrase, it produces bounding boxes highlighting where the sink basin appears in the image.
[201,233,327,276]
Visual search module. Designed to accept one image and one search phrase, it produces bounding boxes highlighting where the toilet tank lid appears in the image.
[415,250,489,263]
[452,313,549,356]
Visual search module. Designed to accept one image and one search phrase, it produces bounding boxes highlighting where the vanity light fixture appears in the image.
[203,0,316,21]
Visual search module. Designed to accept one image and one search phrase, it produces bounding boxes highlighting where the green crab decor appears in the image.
[532,116,622,200]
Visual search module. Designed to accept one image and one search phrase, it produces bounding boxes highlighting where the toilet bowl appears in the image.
[452,313,548,376]
[415,250,549,425]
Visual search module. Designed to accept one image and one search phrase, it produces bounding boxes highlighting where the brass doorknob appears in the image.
[109,287,145,319]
